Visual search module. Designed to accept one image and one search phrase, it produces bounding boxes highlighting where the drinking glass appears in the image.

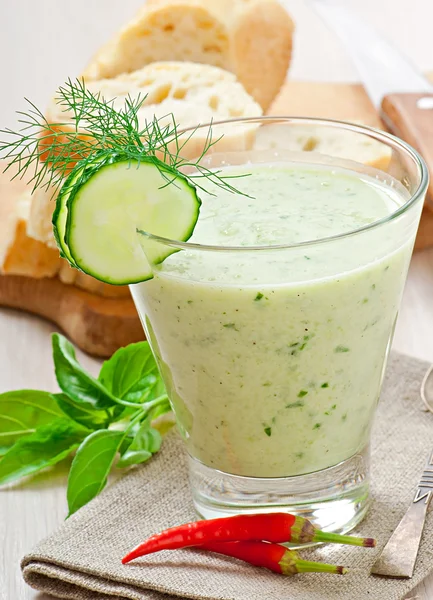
[130,117,428,536]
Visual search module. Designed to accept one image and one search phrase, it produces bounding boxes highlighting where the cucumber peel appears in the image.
[52,152,201,285]
[53,153,116,266]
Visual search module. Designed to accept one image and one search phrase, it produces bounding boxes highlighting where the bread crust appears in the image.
[82,0,294,110]
[32,61,262,249]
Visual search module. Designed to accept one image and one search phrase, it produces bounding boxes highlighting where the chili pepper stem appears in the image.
[278,547,348,575]
[313,529,376,548]
[293,559,348,575]
[291,515,375,548]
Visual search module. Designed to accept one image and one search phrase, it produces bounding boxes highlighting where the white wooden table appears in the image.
[1,1,432,599]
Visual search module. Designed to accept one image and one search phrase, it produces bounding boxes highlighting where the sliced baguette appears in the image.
[82,0,294,111]
[27,185,58,250]
[0,168,129,296]
[58,262,131,298]
[0,172,60,278]
[25,186,128,295]
[40,62,262,164]
[0,195,60,278]
[253,123,392,171]
[32,61,262,248]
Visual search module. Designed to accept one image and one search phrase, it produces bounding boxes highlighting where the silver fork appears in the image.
[370,448,433,578]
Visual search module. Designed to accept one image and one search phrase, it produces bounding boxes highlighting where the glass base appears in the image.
[189,447,370,544]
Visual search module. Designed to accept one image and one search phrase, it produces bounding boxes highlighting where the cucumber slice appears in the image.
[53,154,113,266]
[53,176,78,266]
[60,157,200,285]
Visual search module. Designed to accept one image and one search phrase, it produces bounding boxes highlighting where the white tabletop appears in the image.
[1,1,433,598]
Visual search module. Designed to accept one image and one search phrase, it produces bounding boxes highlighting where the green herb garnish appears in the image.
[223,323,239,331]
[264,427,272,437]
[335,345,350,353]
[286,400,305,409]
[0,334,171,517]
[324,404,337,416]
[298,390,308,398]
[0,78,249,199]
[254,292,264,301]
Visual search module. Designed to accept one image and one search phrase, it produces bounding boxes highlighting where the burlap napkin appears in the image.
[22,351,433,600]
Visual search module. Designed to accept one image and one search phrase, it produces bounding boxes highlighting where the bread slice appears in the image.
[82,0,294,111]
[253,123,392,171]
[48,61,262,136]
[40,62,262,164]
[0,188,128,297]
[32,61,262,248]
[0,164,128,296]
[265,81,392,171]
[27,185,57,249]
[0,191,60,278]
[58,261,130,298]
[0,169,61,278]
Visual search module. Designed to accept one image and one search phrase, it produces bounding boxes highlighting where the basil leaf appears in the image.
[117,418,161,469]
[0,390,64,456]
[67,429,124,516]
[0,418,88,486]
[149,399,171,421]
[117,449,152,468]
[147,377,167,402]
[52,333,118,410]
[138,420,162,454]
[99,341,162,403]
[53,393,109,430]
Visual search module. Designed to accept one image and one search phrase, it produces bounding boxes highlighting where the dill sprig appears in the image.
[0,78,247,197]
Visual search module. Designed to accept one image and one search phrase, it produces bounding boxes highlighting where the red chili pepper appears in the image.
[200,541,348,576]
[122,513,375,564]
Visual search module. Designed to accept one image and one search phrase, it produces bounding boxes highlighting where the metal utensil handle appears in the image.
[371,449,433,578]
[413,449,433,504]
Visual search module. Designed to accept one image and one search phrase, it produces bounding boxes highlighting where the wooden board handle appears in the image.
[381,93,433,210]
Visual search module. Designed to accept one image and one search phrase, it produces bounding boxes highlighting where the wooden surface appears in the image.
[0,274,143,357]
[382,92,433,209]
[1,1,433,599]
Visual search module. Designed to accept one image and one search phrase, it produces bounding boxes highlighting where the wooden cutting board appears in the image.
[1,79,432,357]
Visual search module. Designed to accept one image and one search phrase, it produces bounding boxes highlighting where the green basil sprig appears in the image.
[0,334,171,516]
[67,429,126,517]
[0,390,65,455]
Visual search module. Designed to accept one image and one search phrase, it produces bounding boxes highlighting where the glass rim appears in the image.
[138,116,429,252]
